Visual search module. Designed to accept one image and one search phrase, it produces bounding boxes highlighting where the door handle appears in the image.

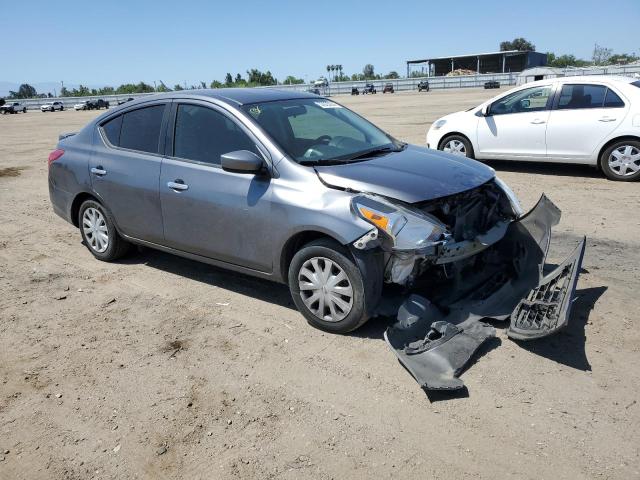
[167,180,188,191]
[91,166,107,176]
[598,117,616,122]
[530,119,546,124]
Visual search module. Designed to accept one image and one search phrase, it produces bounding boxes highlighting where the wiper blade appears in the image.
[345,144,405,161]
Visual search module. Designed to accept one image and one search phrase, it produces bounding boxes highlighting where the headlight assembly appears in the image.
[432,119,447,130]
[495,176,524,217]
[351,194,447,251]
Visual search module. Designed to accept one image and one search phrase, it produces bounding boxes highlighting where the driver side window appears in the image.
[489,86,553,116]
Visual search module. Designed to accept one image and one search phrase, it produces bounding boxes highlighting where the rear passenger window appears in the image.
[173,104,257,165]
[604,89,625,108]
[101,115,122,146]
[557,84,607,109]
[119,105,166,154]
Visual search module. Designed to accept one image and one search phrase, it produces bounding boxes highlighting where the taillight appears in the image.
[48,149,64,167]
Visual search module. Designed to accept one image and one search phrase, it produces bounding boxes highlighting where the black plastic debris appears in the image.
[385,295,495,391]
[384,195,586,393]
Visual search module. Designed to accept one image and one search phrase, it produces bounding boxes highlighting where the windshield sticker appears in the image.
[249,105,261,116]
[314,101,342,109]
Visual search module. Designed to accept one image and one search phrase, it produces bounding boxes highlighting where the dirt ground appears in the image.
[1,89,639,480]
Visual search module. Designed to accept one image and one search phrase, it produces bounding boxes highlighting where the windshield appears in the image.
[242,98,401,164]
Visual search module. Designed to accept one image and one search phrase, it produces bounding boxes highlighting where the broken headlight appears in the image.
[351,194,447,251]
[495,176,524,217]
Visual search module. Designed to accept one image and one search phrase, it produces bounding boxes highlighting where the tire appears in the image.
[288,238,370,333]
[78,199,131,261]
[439,134,475,159]
[60,106,64,111]
[50,107,54,112]
[600,139,640,181]
[23,108,26,113]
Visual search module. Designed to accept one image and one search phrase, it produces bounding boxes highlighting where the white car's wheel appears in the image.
[439,134,475,159]
[601,140,640,182]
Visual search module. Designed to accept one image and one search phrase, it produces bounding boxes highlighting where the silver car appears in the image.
[48,89,584,340]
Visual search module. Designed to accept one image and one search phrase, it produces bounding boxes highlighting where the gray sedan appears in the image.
[48,89,584,340]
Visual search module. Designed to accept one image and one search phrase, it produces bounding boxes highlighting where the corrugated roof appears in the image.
[407,50,533,64]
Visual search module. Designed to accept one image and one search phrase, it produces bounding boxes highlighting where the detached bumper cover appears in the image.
[385,195,586,391]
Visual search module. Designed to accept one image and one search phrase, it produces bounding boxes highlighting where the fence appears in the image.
[6,65,639,110]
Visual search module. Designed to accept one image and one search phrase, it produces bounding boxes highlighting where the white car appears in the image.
[40,101,64,112]
[74,100,89,111]
[427,76,640,181]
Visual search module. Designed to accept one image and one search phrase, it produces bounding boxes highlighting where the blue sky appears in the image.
[1,0,638,89]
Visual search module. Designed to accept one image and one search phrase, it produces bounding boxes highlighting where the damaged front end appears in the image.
[351,179,586,391]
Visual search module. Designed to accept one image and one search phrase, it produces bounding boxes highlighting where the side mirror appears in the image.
[220,150,264,174]
[481,104,491,116]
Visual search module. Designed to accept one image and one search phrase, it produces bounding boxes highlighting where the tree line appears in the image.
[500,37,639,68]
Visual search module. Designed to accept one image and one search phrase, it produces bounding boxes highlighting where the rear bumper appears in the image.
[49,178,74,224]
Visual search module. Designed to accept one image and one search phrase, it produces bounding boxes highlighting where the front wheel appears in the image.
[288,239,370,333]
[439,134,475,159]
[600,140,640,181]
[78,199,131,261]
[23,108,26,113]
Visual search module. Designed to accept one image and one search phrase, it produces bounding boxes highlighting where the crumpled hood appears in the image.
[314,144,495,203]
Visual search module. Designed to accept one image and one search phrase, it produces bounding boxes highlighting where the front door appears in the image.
[545,83,628,162]
[159,102,273,272]
[476,84,554,161]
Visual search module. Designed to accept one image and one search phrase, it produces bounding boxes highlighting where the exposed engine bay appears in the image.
[351,180,586,392]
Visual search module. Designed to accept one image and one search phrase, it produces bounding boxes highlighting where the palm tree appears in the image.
[337,64,343,81]
[326,65,331,80]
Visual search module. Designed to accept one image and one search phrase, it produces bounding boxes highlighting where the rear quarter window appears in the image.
[101,115,123,146]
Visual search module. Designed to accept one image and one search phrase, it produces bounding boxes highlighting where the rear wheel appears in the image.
[78,199,131,261]
[439,134,475,159]
[288,238,370,333]
[22,107,26,113]
[600,140,640,181]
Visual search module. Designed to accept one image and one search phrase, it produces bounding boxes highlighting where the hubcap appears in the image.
[609,145,640,177]
[298,257,353,322]
[443,139,466,156]
[82,207,109,253]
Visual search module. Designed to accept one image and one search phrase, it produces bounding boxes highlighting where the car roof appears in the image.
[121,88,321,108]
[526,75,636,87]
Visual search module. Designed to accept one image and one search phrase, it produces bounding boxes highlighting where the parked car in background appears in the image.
[74,100,90,111]
[427,76,640,181]
[382,83,394,93]
[484,80,500,89]
[41,101,64,112]
[417,80,430,92]
[1,102,27,114]
[88,99,110,110]
[362,83,376,94]
[47,89,584,340]
[351,86,360,95]
[307,87,321,95]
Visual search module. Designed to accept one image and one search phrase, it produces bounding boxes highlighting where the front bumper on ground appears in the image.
[384,195,586,391]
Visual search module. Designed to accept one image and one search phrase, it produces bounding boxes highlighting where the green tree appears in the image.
[246,69,277,86]
[500,38,535,51]
[173,84,184,91]
[362,64,375,79]
[385,71,399,79]
[547,52,590,68]
[210,80,223,88]
[60,86,71,97]
[235,73,244,84]
[9,83,38,99]
[608,52,639,65]
[0,98,5,106]
[224,73,233,85]
[155,82,170,93]
[283,75,304,85]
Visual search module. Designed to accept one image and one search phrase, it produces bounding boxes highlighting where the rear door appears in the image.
[545,83,628,162]
[159,101,273,272]
[476,84,554,160]
[90,102,169,243]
